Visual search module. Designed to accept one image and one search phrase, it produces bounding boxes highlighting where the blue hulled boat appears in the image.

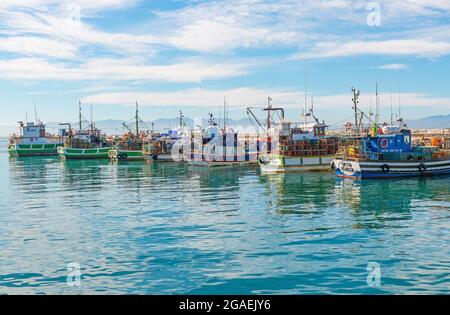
[333,129,450,179]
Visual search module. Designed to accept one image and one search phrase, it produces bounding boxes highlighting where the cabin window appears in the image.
[315,127,325,136]
[404,135,411,144]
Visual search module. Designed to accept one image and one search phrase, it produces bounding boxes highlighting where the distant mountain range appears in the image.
[1,114,449,137]
[406,115,450,129]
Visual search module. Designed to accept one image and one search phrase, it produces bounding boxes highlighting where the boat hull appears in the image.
[144,153,186,163]
[109,148,145,161]
[188,152,258,167]
[259,155,335,174]
[188,160,254,167]
[8,143,63,157]
[58,147,111,160]
[335,159,450,179]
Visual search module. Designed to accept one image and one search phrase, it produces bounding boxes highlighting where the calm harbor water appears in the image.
[0,138,449,294]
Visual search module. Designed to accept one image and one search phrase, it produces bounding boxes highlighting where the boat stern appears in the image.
[259,155,284,174]
[335,160,362,179]
[8,144,19,157]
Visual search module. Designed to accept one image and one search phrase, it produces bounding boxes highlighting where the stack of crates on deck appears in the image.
[280,138,338,157]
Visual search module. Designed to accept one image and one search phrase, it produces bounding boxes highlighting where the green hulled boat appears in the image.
[108,147,145,161]
[58,102,112,160]
[8,121,63,157]
[58,128,111,160]
[9,143,63,157]
[108,102,146,162]
[58,146,111,160]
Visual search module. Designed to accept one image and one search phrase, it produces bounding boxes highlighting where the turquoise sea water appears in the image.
[0,138,449,294]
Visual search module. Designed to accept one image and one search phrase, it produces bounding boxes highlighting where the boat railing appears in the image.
[335,144,372,161]
[10,137,63,145]
[336,144,450,161]
[432,149,450,160]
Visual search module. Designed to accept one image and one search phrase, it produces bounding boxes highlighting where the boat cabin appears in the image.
[364,129,413,154]
[291,122,329,141]
[16,121,49,144]
[359,129,437,161]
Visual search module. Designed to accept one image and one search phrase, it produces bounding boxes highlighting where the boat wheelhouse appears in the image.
[8,121,63,157]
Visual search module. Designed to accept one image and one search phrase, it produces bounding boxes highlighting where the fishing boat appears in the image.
[333,87,450,179]
[254,98,339,174]
[143,111,188,162]
[58,102,111,160]
[8,121,63,157]
[334,129,450,179]
[109,102,146,162]
[187,113,259,167]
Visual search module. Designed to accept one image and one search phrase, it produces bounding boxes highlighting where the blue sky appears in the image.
[1,0,450,127]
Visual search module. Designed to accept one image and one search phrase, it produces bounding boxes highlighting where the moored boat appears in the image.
[333,87,450,179]
[58,102,111,160]
[8,121,63,157]
[255,98,339,174]
[334,129,450,179]
[143,111,188,163]
[187,113,260,167]
[109,102,147,162]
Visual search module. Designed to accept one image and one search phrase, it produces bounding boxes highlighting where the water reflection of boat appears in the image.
[259,172,336,214]
[8,156,56,189]
[334,176,450,230]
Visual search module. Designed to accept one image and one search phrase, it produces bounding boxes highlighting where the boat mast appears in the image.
[90,104,94,134]
[135,101,139,139]
[33,98,38,124]
[267,96,272,129]
[223,96,226,132]
[79,101,82,131]
[375,82,380,126]
[352,87,360,136]
[304,74,307,129]
[397,82,403,128]
[390,92,394,126]
[179,110,184,133]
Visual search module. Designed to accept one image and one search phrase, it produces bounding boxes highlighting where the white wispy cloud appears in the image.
[375,63,410,70]
[0,7,158,59]
[0,36,77,58]
[166,20,297,53]
[0,58,247,82]
[295,39,450,59]
[0,0,135,11]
